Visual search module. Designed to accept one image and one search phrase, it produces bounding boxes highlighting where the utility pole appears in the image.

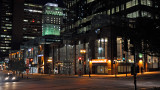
[134,52,137,90]
[115,60,117,78]
[126,51,128,77]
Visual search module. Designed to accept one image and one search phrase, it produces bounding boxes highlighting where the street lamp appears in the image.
[114,60,117,78]
[47,58,52,75]
[80,49,86,54]
[80,49,86,75]
[89,60,92,78]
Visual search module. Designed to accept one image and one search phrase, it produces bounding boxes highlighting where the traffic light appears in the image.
[78,57,82,64]
[29,58,33,64]
[139,53,143,60]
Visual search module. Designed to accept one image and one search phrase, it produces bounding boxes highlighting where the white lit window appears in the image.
[121,4,124,10]
[112,8,114,14]
[116,6,119,12]
[23,20,28,22]
[126,1,132,8]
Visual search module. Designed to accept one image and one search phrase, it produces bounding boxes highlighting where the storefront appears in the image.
[90,59,110,74]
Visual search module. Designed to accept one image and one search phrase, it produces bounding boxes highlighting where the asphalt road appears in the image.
[0,72,160,90]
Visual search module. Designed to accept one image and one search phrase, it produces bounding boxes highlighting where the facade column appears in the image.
[158,57,160,70]
[44,44,49,74]
[73,42,77,75]
[83,42,86,74]
[52,46,55,74]
[107,31,117,75]
[88,38,96,74]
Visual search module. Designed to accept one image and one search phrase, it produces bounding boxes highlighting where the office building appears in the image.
[62,0,159,75]
[0,0,13,59]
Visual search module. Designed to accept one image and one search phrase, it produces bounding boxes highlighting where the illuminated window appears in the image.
[141,0,146,5]
[142,11,151,17]
[7,27,12,29]
[5,24,12,26]
[5,41,11,43]
[147,0,152,6]
[127,11,139,18]
[6,18,9,20]
[107,10,110,15]
[112,8,114,14]
[6,13,12,15]
[126,1,132,8]
[121,4,124,10]
[116,6,119,12]
[23,28,27,30]
[87,0,95,3]
[23,20,28,22]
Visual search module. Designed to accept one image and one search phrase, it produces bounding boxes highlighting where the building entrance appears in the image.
[92,64,108,74]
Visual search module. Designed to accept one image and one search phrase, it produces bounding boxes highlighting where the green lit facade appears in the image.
[42,24,60,36]
[42,3,63,36]
[44,7,63,16]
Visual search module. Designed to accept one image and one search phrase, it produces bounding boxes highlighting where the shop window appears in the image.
[97,66,105,73]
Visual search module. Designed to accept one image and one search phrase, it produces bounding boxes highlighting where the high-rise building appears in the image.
[0,0,43,59]
[61,0,159,75]
[22,2,43,43]
[42,3,63,36]
[0,0,13,58]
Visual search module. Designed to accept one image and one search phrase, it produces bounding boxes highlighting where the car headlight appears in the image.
[12,77,16,80]
[5,77,9,80]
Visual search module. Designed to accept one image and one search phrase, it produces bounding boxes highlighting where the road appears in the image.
[0,71,160,90]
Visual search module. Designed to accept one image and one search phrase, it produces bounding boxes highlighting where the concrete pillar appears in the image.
[88,38,96,74]
[89,39,96,59]
[73,42,77,75]
[107,32,117,75]
[44,44,49,74]
[52,46,55,74]
[83,42,86,74]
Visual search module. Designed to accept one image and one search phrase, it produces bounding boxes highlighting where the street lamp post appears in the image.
[89,60,91,78]
[114,60,117,78]
[80,49,86,75]
[47,59,52,75]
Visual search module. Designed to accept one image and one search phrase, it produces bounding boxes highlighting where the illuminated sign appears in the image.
[92,59,108,63]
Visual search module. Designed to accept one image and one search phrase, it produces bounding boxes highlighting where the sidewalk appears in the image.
[82,71,160,78]
[21,71,160,80]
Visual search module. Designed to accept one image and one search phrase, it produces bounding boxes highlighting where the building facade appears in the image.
[0,0,13,59]
[9,0,160,75]
[42,3,64,36]
[22,2,43,43]
[61,0,160,75]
